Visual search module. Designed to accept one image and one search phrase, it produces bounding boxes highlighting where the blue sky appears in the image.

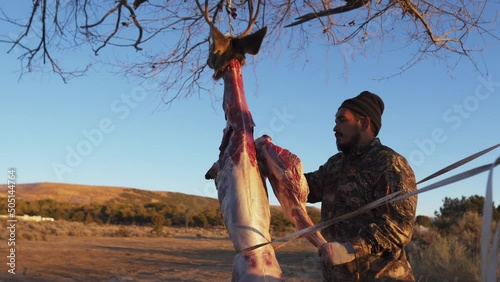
[1,3,500,217]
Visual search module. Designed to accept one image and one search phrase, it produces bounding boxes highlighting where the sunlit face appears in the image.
[333,108,363,153]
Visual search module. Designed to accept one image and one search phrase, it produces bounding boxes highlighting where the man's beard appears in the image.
[336,131,361,154]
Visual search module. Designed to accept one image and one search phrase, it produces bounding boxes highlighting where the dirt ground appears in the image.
[0,235,322,281]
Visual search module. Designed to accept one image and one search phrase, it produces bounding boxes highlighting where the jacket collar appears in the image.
[342,138,380,159]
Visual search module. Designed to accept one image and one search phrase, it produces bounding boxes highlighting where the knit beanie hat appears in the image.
[339,91,385,136]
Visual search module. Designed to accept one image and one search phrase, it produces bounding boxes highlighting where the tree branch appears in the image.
[0,0,497,100]
[121,0,144,51]
[285,0,371,27]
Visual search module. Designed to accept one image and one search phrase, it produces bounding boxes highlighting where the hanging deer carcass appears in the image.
[199,1,284,281]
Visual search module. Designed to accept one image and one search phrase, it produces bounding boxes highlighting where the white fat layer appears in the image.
[216,147,272,252]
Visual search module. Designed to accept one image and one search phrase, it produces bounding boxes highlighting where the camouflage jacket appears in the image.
[305,138,417,282]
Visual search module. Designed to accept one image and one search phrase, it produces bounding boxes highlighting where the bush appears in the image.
[114,226,131,237]
[415,215,433,228]
[408,212,497,281]
[410,234,480,281]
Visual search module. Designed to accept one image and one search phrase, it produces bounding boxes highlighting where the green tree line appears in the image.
[5,194,494,231]
[0,198,321,230]
[415,195,500,230]
[1,199,223,228]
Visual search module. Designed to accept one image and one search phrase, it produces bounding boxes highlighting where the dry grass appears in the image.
[0,219,230,242]
[0,218,301,242]
[0,220,321,281]
[2,162,498,281]
[3,214,500,281]
[410,234,481,281]
[408,212,500,281]
[0,235,322,281]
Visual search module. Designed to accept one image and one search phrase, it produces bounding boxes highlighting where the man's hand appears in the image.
[318,241,356,265]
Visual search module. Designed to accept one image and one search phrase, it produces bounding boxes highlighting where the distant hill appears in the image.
[0,182,219,210]
[0,182,129,203]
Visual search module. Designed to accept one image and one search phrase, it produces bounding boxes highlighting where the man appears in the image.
[305,91,417,281]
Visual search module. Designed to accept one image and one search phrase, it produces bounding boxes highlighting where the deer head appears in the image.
[196,0,268,79]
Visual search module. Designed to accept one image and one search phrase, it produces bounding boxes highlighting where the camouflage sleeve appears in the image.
[304,169,324,203]
[304,155,337,203]
[349,155,418,257]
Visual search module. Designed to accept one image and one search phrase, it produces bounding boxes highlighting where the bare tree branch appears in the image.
[0,0,498,102]
[285,0,371,27]
[81,3,120,29]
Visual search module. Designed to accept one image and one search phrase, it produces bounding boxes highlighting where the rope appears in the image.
[416,143,499,184]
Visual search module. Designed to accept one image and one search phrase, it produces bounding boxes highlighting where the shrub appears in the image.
[410,234,480,281]
[114,226,131,237]
[408,212,493,281]
[415,215,433,228]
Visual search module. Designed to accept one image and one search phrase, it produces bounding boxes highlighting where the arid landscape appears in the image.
[0,183,497,281]
[0,226,321,281]
[0,183,323,281]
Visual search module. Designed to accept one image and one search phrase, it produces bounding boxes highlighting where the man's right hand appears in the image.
[318,241,356,266]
